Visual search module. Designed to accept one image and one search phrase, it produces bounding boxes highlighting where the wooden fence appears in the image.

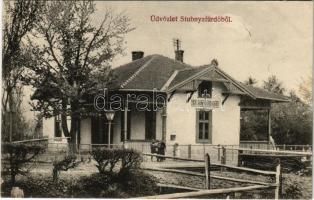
[240,141,312,152]
[126,142,239,166]
[140,153,282,199]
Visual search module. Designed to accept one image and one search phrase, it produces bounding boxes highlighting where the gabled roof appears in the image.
[110,54,192,90]
[110,54,290,102]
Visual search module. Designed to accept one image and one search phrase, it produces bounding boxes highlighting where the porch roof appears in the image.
[240,84,290,102]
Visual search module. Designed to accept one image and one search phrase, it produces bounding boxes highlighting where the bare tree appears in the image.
[23,1,134,149]
[263,75,285,94]
[2,0,45,141]
[298,76,312,106]
[244,76,258,86]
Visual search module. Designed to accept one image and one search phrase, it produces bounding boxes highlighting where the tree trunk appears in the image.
[61,99,80,154]
[52,167,59,182]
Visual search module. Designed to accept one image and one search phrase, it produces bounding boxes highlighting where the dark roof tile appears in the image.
[240,83,290,102]
[111,54,191,90]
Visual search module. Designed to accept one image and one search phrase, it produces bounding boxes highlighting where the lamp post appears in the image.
[105,110,115,148]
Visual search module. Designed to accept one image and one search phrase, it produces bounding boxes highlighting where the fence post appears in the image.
[217,145,221,161]
[204,153,210,189]
[188,144,192,159]
[221,146,226,171]
[11,187,24,198]
[173,144,178,157]
[275,159,282,200]
[222,146,226,164]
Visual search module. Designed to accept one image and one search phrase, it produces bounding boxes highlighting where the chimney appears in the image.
[132,51,144,61]
[210,59,219,67]
[175,50,184,62]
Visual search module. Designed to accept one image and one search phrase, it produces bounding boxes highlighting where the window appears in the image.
[170,134,176,141]
[121,111,131,141]
[54,114,62,138]
[145,111,156,140]
[196,110,212,143]
[198,81,212,98]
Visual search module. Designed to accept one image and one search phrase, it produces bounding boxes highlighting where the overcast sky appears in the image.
[94,1,312,92]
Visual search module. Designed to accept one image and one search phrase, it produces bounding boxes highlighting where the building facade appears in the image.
[42,50,289,152]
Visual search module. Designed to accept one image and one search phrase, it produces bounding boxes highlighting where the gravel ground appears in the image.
[5,161,312,199]
[146,169,312,199]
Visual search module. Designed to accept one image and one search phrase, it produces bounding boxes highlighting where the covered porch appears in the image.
[79,90,167,148]
[239,97,276,149]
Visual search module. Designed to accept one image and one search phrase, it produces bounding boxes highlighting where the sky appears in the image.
[94,1,313,93]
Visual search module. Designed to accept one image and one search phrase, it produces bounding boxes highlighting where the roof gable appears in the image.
[110,54,289,102]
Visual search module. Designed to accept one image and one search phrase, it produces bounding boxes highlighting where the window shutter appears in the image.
[196,110,199,142]
[120,112,124,142]
[208,111,212,143]
[127,111,131,140]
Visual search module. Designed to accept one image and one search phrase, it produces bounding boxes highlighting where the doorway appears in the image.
[91,116,113,145]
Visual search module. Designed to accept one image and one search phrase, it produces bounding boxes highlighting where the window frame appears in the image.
[198,81,212,98]
[196,110,212,143]
[54,114,62,138]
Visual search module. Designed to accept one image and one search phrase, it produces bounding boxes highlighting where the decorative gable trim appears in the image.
[213,68,256,98]
[167,65,256,99]
[196,68,229,82]
[161,70,179,91]
[167,66,215,92]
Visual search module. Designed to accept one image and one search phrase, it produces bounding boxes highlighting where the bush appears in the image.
[118,170,158,197]
[52,155,80,182]
[72,173,112,197]
[2,148,157,198]
[91,148,142,175]
[282,176,303,199]
[72,171,158,198]
[1,143,45,184]
[1,174,76,198]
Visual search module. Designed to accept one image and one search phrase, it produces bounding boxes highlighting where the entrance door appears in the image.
[91,116,113,145]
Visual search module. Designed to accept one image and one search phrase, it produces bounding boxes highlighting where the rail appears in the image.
[218,147,313,156]
[138,185,272,199]
[141,153,282,199]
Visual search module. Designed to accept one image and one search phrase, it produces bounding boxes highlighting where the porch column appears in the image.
[123,103,128,145]
[161,107,167,141]
[268,108,271,144]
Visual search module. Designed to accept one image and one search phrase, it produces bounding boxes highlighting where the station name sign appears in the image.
[191,98,221,109]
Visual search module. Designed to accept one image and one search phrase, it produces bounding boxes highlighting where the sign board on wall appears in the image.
[191,98,221,110]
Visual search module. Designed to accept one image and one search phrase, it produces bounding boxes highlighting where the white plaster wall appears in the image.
[212,82,241,145]
[130,110,146,140]
[155,110,163,140]
[43,117,54,139]
[166,92,197,145]
[43,117,68,149]
[166,82,241,146]
[112,111,122,144]
[80,118,91,149]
